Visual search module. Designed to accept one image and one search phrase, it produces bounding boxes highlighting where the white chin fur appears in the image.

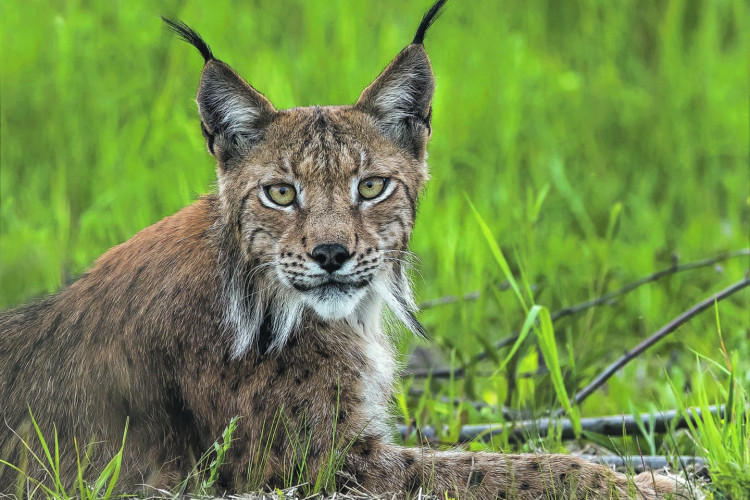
[226,262,420,358]
[303,286,368,320]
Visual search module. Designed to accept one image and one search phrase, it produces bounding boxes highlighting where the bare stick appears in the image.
[418,282,541,310]
[481,249,750,362]
[578,455,705,473]
[419,291,480,310]
[397,406,724,444]
[564,276,750,414]
[404,249,749,378]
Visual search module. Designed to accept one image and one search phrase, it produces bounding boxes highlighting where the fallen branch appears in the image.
[404,249,749,379]
[396,406,724,444]
[578,455,705,473]
[418,291,480,310]
[563,276,750,414]
[419,282,541,310]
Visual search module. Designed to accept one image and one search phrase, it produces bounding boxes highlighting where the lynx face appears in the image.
[235,108,427,323]
[163,21,435,355]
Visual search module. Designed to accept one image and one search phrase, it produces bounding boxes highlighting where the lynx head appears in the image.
[163,0,446,357]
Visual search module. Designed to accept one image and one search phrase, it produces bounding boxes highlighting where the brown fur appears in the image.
[1,2,686,498]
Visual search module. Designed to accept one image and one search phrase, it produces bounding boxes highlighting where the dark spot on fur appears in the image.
[352,435,377,458]
[570,462,581,470]
[268,472,284,488]
[469,470,485,486]
[230,377,241,392]
[361,441,373,457]
[520,482,531,490]
[530,461,540,471]
[316,347,330,359]
[271,434,284,455]
[275,360,288,376]
[404,455,415,468]
[294,376,302,385]
[354,469,365,486]
[301,237,306,245]
[337,409,348,424]
[495,491,507,499]
[252,393,265,413]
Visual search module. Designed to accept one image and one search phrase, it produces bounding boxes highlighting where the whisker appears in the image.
[381,248,420,258]
[381,257,425,282]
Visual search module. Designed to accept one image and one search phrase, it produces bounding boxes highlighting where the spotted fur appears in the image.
[0,1,686,498]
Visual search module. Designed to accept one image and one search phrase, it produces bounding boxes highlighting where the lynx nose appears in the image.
[311,244,351,273]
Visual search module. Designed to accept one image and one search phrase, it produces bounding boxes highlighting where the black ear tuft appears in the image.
[163,16,276,164]
[412,0,448,45]
[162,17,214,64]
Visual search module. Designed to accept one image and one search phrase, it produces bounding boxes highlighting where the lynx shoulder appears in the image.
[0,1,685,498]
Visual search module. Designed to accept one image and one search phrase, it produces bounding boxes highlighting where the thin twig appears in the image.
[418,291,480,310]
[418,282,541,310]
[396,406,724,444]
[483,249,750,362]
[404,249,749,379]
[560,276,750,414]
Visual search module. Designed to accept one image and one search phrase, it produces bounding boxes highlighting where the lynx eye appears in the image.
[358,177,388,200]
[265,184,296,206]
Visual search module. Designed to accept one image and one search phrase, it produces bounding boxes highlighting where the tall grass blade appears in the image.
[493,304,542,374]
[466,197,526,310]
[536,307,581,436]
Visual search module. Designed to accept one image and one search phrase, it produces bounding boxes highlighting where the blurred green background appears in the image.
[1,0,748,440]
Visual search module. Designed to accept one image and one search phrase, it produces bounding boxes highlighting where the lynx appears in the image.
[0,1,686,498]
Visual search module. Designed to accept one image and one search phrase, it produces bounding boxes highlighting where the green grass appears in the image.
[0,411,128,499]
[1,0,748,498]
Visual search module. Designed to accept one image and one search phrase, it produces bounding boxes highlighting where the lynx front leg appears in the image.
[345,441,684,499]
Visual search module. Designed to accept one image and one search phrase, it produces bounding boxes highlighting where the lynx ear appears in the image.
[162,18,276,165]
[355,0,446,158]
[197,61,276,162]
[355,46,434,158]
